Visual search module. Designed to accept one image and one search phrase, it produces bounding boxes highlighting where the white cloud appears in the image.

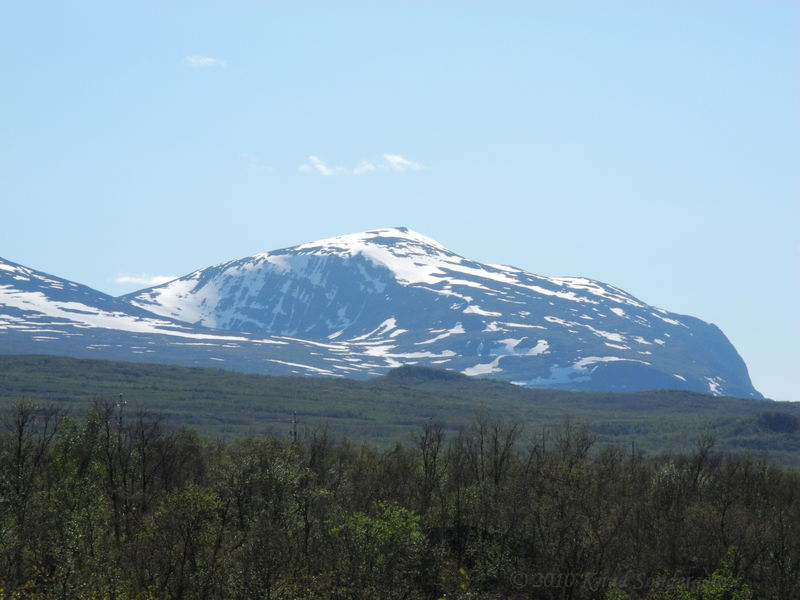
[183,55,227,69]
[299,154,424,176]
[353,160,378,175]
[115,274,177,287]
[299,155,340,176]
[382,154,423,172]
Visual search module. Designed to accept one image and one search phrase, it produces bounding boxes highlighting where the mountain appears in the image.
[119,227,761,398]
[0,256,347,373]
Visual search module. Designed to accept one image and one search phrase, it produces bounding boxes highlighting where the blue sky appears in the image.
[1,2,798,400]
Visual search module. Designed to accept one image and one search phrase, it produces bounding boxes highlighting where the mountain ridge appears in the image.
[1,228,762,398]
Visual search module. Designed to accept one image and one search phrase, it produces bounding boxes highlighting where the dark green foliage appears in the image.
[379,364,470,385]
[756,411,799,433]
[1,401,799,600]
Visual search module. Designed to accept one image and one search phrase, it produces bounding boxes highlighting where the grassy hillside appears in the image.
[1,355,799,465]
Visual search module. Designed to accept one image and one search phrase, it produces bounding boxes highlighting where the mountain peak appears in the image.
[289,226,451,256]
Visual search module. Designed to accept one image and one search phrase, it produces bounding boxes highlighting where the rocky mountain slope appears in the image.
[1,228,762,397]
[122,227,760,398]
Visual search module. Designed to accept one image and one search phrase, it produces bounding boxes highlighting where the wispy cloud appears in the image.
[183,55,227,69]
[298,155,341,176]
[381,154,423,172]
[299,154,425,176]
[352,160,378,175]
[115,274,177,287]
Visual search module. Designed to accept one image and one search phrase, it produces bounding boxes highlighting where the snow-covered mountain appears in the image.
[0,256,343,373]
[0,256,223,338]
[117,227,761,398]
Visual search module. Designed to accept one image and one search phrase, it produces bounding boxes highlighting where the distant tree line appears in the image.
[0,400,798,599]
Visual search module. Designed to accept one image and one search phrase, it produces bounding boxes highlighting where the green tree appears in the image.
[327,500,429,600]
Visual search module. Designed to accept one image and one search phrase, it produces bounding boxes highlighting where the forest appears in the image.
[1,356,799,466]
[1,398,797,600]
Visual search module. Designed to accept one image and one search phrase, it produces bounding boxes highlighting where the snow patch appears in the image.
[463,305,502,317]
[416,323,465,345]
[651,312,684,327]
[349,317,398,341]
[528,339,550,355]
[463,355,503,376]
[705,376,724,396]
